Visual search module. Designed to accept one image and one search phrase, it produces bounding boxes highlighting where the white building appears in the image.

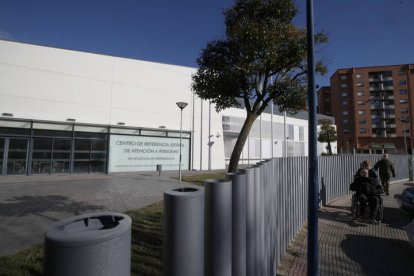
[0,40,336,176]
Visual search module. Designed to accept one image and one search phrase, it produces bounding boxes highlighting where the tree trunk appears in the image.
[228,113,258,173]
[327,140,332,155]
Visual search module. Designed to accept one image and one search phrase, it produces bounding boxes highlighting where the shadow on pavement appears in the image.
[0,195,104,217]
[382,207,412,230]
[318,208,368,228]
[341,234,414,276]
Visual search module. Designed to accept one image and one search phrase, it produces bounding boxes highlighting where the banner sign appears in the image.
[109,134,190,172]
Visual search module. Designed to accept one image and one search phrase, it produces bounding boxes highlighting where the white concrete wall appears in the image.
[221,107,337,159]
[0,40,226,170]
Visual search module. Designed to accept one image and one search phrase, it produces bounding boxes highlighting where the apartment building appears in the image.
[317,86,332,116]
[319,64,414,154]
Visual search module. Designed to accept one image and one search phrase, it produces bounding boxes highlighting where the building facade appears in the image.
[319,64,414,154]
[0,40,334,176]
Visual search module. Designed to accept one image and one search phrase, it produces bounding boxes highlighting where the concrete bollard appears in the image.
[164,187,205,276]
[241,167,255,276]
[44,212,131,276]
[204,179,232,276]
[228,172,247,276]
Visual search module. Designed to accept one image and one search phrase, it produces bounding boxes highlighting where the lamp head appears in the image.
[176,102,188,110]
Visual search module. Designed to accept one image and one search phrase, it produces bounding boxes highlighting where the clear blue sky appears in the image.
[0,0,412,86]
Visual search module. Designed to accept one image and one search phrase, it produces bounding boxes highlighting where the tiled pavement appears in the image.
[0,172,204,257]
[287,181,414,276]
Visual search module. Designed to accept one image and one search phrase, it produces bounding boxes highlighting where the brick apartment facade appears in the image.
[318,64,414,154]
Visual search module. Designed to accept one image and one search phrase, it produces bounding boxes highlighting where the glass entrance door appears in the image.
[7,138,28,175]
[0,138,4,175]
[52,139,71,173]
[31,138,52,174]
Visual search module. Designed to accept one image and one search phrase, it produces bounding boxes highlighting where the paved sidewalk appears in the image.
[0,172,205,257]
[287,181,414,276]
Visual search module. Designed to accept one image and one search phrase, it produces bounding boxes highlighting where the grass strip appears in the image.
[0,203,164,276]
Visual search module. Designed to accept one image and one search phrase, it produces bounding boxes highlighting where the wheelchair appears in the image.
[351,192,384,222]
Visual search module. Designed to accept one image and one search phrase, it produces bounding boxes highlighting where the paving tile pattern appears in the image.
[0,173,199,257]
[288,182,414,276]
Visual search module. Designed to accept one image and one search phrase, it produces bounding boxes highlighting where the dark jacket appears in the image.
[374,159,396,179]
[353,168,378,182]
[353,176,382,196]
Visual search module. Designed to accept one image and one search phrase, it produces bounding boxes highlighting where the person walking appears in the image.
[374,154,396,196]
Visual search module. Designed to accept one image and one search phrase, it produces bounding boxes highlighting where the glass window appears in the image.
[400,80,407,85]
[324,98,331,102]
[359,119,367,124]
[358,110,365,115]
[401,108,409,113]
[31,138,52,174]
[400,99,408,104]
[398,71,406,76]
[343,120,349,125]
[0,127,30,136]
[357,92,364,96]
[344,129,349,133]
[341,83,347,88]
[400,89,408,94]
[52,139,71,173]
[342,101,348,106]
[223,124,230,130]
[75,132,107,139]
[360,128,367,133]
[7,139,28,175]
[340,75,347,80]
[357,101,364,105]
[372,118,381,124]
[167,132,191,138]
[299,126,304,141]
[356,74,363,78]
[33,129,72,138]
[140,130,167,137]
[341,92,347,96]
[0,138,3,175]
[342,111,348,115]
[357,83,364,87]
[222,116,230,122]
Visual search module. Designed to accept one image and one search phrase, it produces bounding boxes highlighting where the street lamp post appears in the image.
[176,102,188,182]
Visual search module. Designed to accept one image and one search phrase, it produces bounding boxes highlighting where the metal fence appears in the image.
[319,154,409,204]
[164,154,410,276]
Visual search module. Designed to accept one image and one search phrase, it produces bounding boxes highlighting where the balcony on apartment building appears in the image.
[369,84,394,92]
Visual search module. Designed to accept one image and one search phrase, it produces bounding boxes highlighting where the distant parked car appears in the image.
[395,187,414,217]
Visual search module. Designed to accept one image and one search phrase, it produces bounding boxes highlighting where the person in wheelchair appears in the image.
[350,168,383,223]
[353,160,378,183]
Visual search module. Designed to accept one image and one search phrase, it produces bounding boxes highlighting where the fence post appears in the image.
[241,167,255,276]
[228,172,247,276]
[164,187,204,276]
[205,179,232,276]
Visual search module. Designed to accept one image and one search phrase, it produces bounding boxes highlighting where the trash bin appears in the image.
[157,164,162,176]
[44,212,132,276]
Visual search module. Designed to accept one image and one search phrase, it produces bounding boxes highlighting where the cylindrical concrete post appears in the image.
[164,187,204,276]
[241,168,255,276]
[228,172,247,276]
[44,212,131,276]
[253,165,263,276]
[204,179,232,276]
